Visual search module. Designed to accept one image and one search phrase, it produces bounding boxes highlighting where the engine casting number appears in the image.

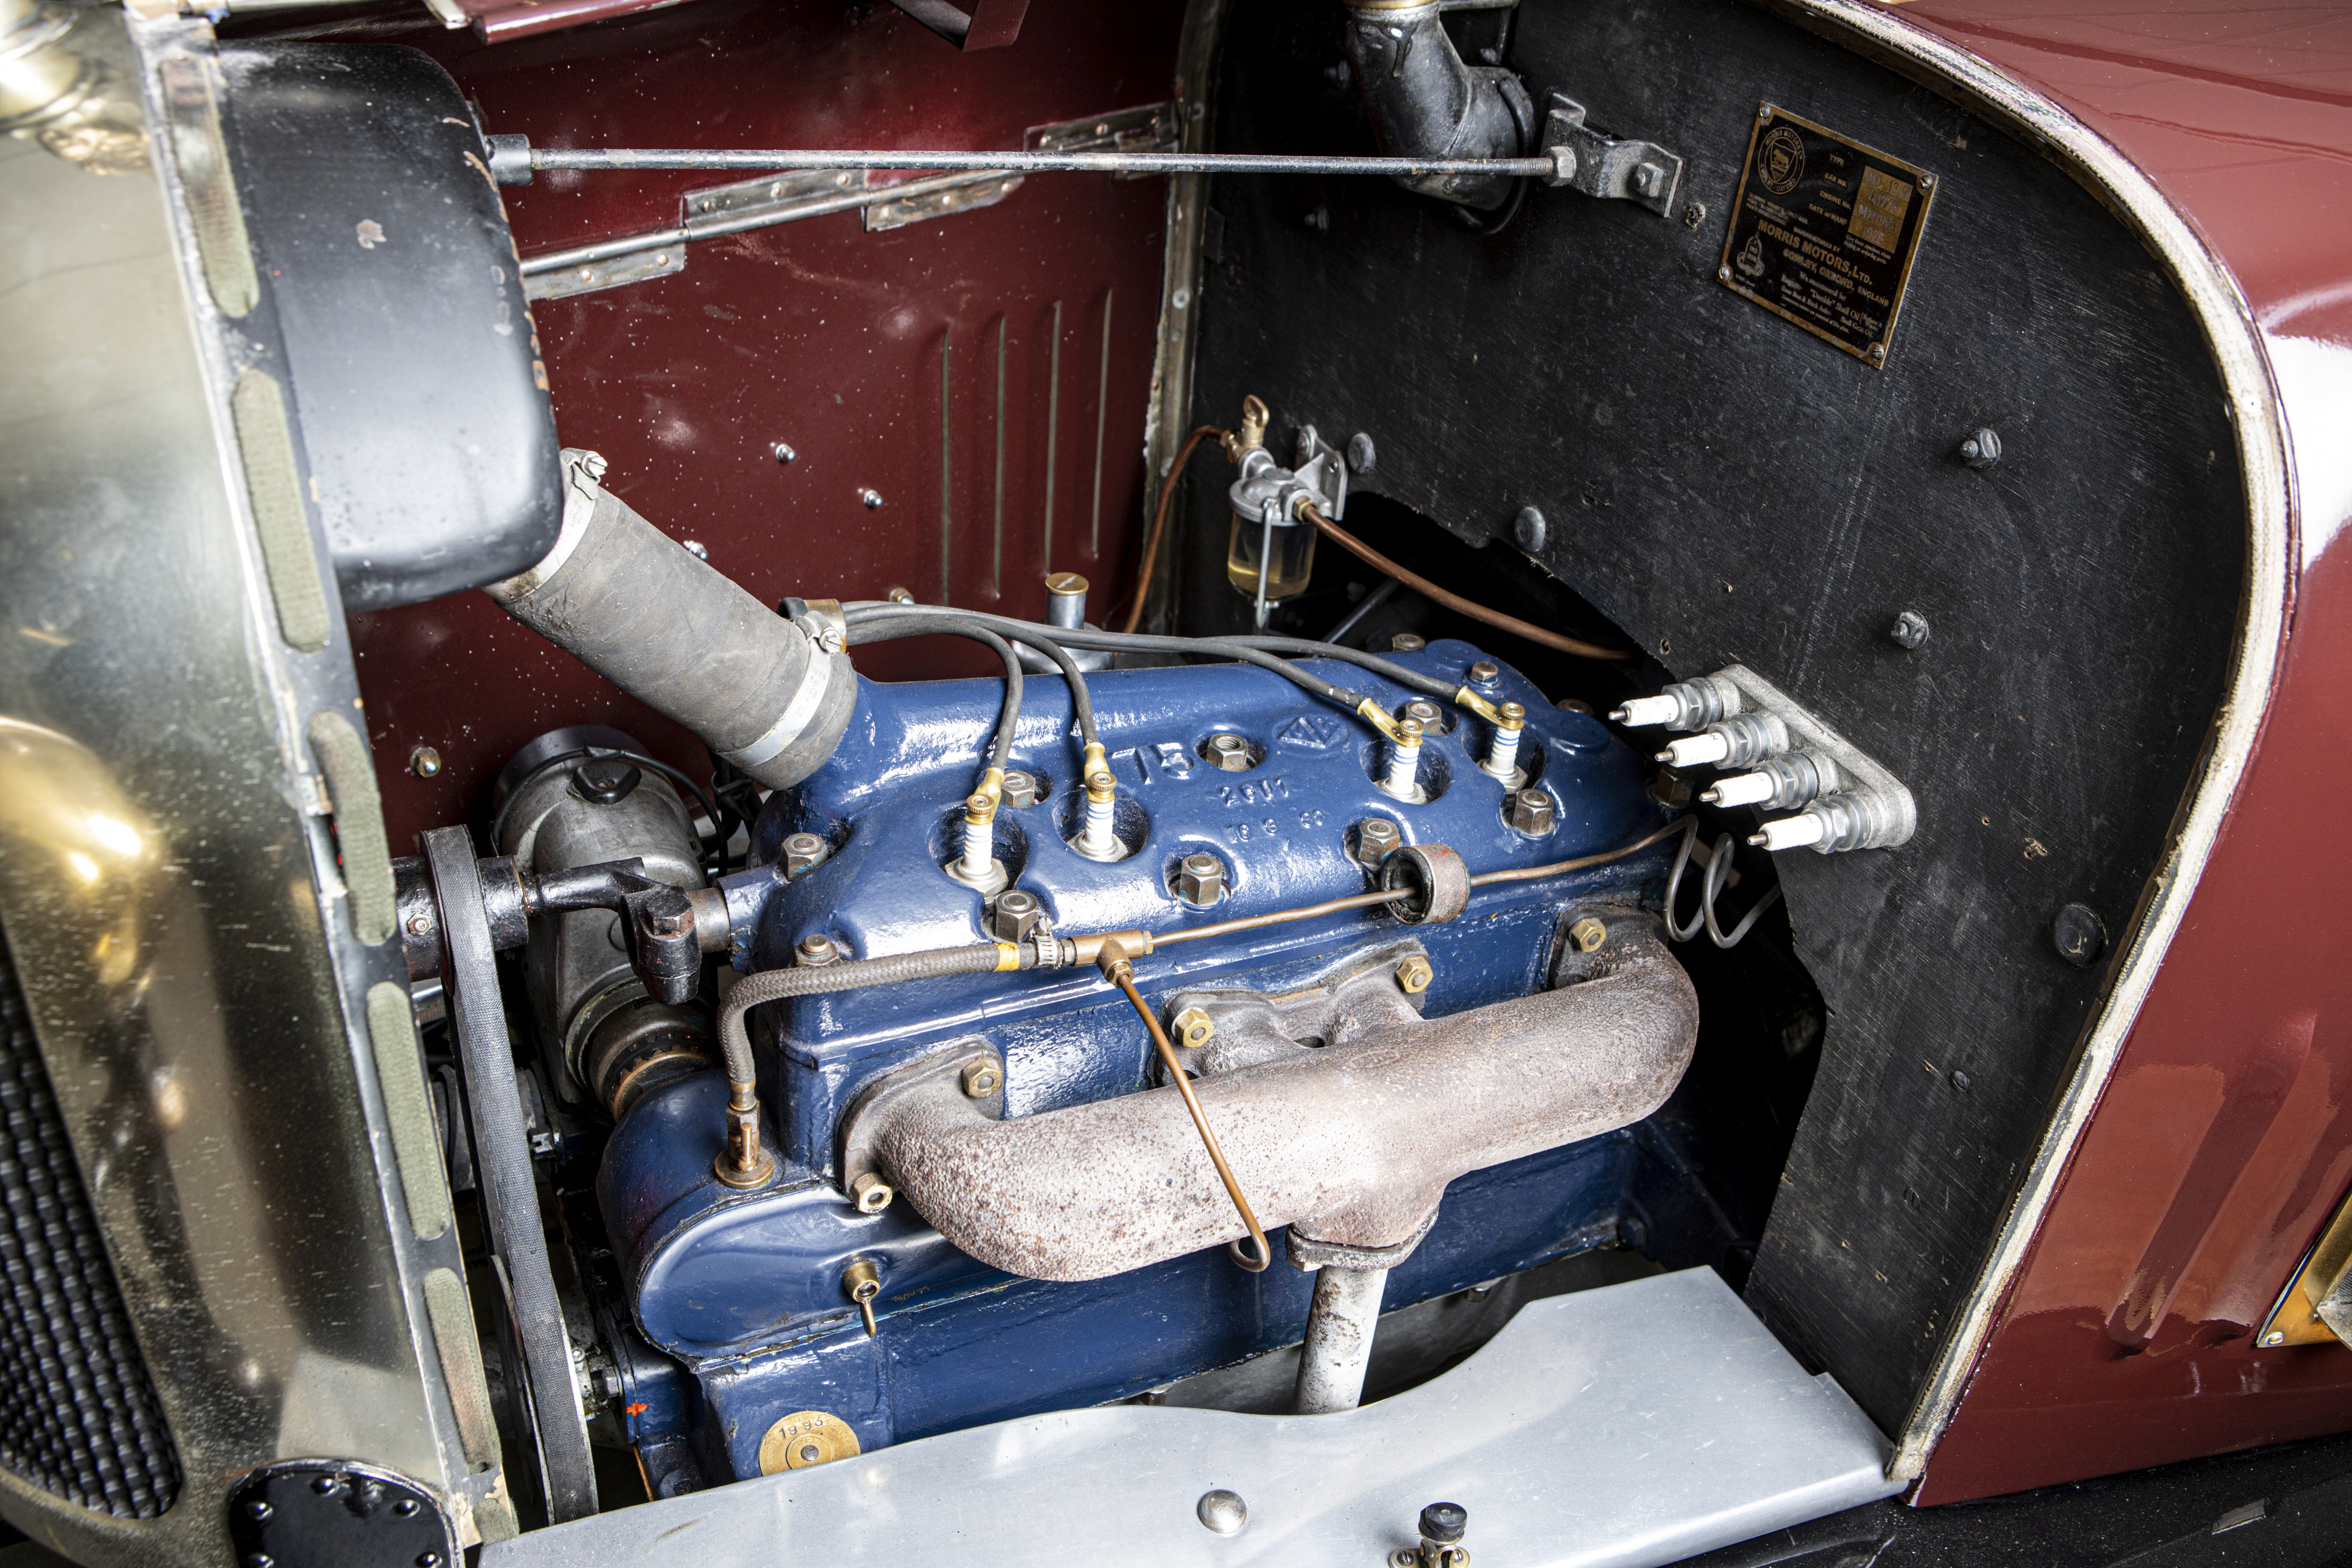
[1217,775,1289,807]
[1718,104,1938,367]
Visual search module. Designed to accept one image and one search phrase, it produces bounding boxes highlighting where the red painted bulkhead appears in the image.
[353,0,1183,847]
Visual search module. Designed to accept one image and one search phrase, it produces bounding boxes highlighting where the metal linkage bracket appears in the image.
[1540,92,1684,217]
[522,102,1178,300]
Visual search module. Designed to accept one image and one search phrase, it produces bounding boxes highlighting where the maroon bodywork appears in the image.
[347,0,2352,1507]
[352,0,1182,846]
[1880,0,2352,1506]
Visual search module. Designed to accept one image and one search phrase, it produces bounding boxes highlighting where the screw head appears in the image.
[1633,163,1661,197]
[1568,915,1608,953]
[1719,265,1734,282]
[1173,1007,1215,1048]
[1468,660,1500,685]
[850,1172,894,1213]
[1347,432,1377,473]
[1394,954,1434,994]
[1682,200,1706,229]
[1420,1502,1469,1544]
[405,912,432,937]
[773,442,797,463]
[408,745,441,778]
[1889,610,1931,650]
[2263,1332,2286,1347]
[1919,172,1936,190]
[1402,700,1443,729]
[886,586,915,603]
[579,450,609,480]
[1867,343,1887,361]
[1000,770,1041,807]
[859,488,884,509]
[960,1059,1003,1098]
[1758,104,1774,121]
[1959,426,2002,469]
[1390,633,1426,652]
[1197,1489,1249,1536]
[1513,506,1547,553]
[1355,818,1402,869]
[798,933,839,966]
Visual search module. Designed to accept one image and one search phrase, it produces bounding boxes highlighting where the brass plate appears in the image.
[2258,1178,2352,1348]
[757,1410,862,1474]
[1717,104,1938,367]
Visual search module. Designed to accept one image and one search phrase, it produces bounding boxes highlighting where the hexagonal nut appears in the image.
[1177,852,1227,905]
[1354,818,1402,870]
[1568,915,1608,953]
[992,889,1044,944]
[784,833,828,877]
[1401,699,1444,731]
[1000,770,1041,808]
[1172,1006,1215,1049]
[850,1172,894,1214]
[1394,954,1434,994]
[1205,734,1251,772]
[1508,788,1558,836]
[960,1059,1004,1098]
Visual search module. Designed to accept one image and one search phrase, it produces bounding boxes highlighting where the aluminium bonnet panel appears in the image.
[483,1267,1901,1567]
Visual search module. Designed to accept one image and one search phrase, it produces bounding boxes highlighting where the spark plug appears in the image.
[1654,712,1788,770]
[1075,744,1123,860]
[1749,790,1901,855]
[1701,751,1842,810]
[1481,702,1527,784]
[1380,717,1427,802]
[1610,673,1741,732]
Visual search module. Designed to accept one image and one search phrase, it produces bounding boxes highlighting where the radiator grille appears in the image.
[0,924,181,1519]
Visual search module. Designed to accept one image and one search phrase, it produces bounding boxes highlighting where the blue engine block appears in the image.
[596,638,1671,1486]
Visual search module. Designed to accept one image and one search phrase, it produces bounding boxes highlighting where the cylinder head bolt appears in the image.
[1507,786,1556,837]
[1610,673,1742,733]
[1654,711,1790,770]
[1177,853,1228,906]
[1380,718,1427,803]
[1354,817,1403,871]
[1205,733,1252,772]
[1482,701,1527,784]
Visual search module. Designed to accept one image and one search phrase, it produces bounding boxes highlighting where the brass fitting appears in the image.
[1394,954,1434,994]
[842,1258,881,1338]
[975,766,1005,809]
[1082,743,1116,803]
[850,1172,894,1214]
[1452,687,1506,725]
[714,1081,777,1189]
[1568,915,1608,953]
[1354,698,1405,742]
[1083,930,1156,974]
[1172,1007,1215,1048]
[960,1058,1003,1098]
[1221,394,1270,462]
[1498,700,1527,735]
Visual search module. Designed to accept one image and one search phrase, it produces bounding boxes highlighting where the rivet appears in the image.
[682,540,708,561]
